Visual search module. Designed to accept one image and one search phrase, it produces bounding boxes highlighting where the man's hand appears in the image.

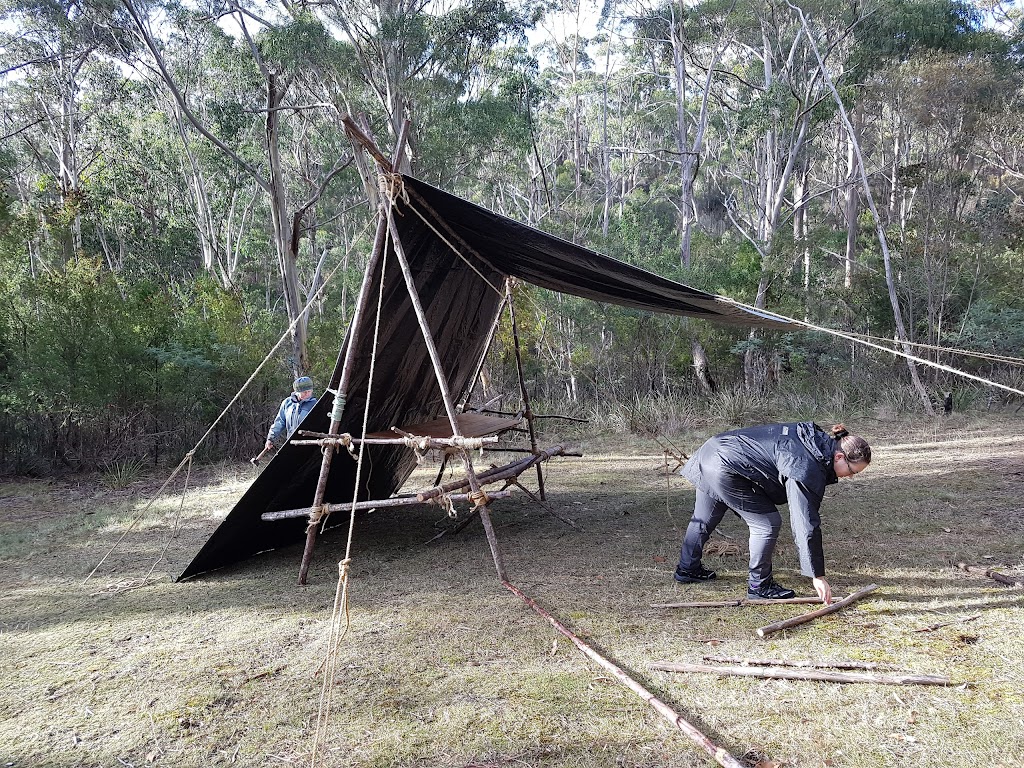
[812,577,832,604]
[265,440,274,452]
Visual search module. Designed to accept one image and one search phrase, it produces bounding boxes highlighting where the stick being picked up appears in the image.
[756,584,879,638]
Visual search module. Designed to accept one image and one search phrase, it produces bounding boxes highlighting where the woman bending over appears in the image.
[674,422,871,603]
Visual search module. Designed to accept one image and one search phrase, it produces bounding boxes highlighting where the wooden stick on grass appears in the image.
[912,614,981,633]
[652,596,828,609]
[756,584,879,638]
[702,655,886,671]
[649,661,951,686]
[956,562,1024,587]
[504,580,748,768]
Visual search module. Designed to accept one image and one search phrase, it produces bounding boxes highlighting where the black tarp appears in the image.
[178,175,791,580]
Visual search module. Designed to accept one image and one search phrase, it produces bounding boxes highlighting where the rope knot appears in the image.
[468,490,490,509]
[307,504,330,531]
[339,433,358,458]
[401,435,430,464]
[378,171,408,207]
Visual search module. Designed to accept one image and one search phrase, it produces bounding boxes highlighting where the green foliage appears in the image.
[955,300,1024,355]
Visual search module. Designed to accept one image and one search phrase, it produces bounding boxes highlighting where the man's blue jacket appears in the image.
[267,394,318,446]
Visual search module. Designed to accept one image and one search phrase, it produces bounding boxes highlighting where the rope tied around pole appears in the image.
[401,435,431,464]
[449,436,486,452]
[379,171,408,208]
[426,491,459,518]
[338,433,358,459]
[468,489,490,509]
[307,503,331,531]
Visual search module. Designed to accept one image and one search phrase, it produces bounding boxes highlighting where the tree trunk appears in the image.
[691,338,717,394]
[266,72,309,376]
[844,120,858,288]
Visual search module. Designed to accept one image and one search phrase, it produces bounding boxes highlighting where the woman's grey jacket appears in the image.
[680,422,840,577]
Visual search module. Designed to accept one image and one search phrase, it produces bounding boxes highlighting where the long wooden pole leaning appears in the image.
[756,584,879,638]
[297,211,389,585]
[503,581,746,768]
[506,278,546,501]
[384,203,507,581]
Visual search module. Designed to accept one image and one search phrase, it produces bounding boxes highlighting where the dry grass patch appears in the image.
[1,421,1023,767]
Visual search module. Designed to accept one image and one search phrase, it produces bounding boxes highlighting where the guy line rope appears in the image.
[83,216,374,588]
[723,298,1024,399]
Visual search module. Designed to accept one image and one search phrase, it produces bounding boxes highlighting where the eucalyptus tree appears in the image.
[0,0,130,267]
[121,0,360,376]
[317,0,532,183]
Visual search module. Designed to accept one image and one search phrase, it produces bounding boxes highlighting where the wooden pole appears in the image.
[289,435,498,448]
[385,203,507,581]
[262,490,513,521]
[702,656,887,671]
[756,584,879,638]
[417,444,565,501]
[957,562,1024,587]
[462,294,507,411]
[504,581,747,768]
[297,209,389,585]
[652,596,829,609]
[506,479,578,529]
[506,278,546,501]
[343,116,393,172]
[650,661,951,686]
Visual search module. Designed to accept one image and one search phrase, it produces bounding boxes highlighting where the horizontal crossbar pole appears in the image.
[417,444,566,501]
[289,435,498,448]
[261,489,513,521]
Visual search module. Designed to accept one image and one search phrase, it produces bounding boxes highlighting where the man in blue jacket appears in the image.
[674,422,871,603]
[264,376,318,452]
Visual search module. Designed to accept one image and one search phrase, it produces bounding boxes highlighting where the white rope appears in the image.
[835,329,1024,367]
[722,298,1024,398]
[310,209,390,766]
[84,217,373,585]
[403,195,506,298]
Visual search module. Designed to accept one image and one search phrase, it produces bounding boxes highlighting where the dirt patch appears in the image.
[1,421,1023,767]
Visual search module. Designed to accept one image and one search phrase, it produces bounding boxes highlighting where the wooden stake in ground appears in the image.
[650,661,951,687]
[756,584,879,638]
[956,562,1024,587]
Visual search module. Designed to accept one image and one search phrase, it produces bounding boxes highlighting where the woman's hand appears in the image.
[812,577,832,604]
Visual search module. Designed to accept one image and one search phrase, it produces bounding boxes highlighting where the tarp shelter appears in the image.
[178,174,791,581]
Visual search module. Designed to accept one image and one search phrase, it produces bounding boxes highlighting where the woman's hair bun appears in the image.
[829,424,850,439]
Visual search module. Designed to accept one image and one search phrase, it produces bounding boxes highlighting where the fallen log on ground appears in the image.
[956,562,1024,587]
[756,584,879,638]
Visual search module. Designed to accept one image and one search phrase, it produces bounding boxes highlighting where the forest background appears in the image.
[1,0,1022,475]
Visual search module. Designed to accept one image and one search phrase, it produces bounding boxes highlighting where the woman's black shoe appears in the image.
[674,565,717,583]
[747,580,796,599]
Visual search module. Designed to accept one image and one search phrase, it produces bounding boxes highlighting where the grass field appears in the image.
[1,416,1022,767]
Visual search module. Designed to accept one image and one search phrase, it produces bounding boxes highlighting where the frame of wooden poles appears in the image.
[284,118,580,587]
